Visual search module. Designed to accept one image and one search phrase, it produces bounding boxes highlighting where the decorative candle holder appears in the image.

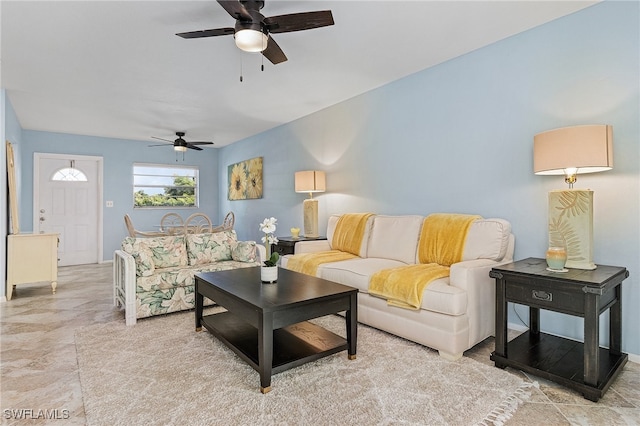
[546,247,568,272]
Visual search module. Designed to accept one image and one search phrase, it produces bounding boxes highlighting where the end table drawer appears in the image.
[506,283,583,315]
[273,244,294,256]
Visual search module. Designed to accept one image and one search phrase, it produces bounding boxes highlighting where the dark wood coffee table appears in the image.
[195,266,358,393]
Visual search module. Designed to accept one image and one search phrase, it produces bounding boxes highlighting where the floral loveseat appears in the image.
[113,230,265,325]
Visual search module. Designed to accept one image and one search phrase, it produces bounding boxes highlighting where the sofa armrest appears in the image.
[279,240,331,269]
[449,258,512,346]
[113,250,138,326]
[293,240,331,254]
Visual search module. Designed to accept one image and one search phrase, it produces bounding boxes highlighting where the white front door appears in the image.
[34,154,103,266]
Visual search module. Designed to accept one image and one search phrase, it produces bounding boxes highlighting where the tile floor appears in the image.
[1,263,638,425]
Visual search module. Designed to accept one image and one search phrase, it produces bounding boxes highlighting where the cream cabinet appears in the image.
[7,233,59,301]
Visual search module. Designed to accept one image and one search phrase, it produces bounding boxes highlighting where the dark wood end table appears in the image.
[195,266,357,393]
[271,236,327,256]
[490,257,629,401]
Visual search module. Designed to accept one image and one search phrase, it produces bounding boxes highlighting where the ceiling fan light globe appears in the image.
[174,145,188,152]
[235,29,268,52]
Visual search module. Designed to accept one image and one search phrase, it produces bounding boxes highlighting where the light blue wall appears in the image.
[20,130,219,261]
[219,2,640,356]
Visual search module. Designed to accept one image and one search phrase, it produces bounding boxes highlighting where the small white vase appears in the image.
[261,266,278,283]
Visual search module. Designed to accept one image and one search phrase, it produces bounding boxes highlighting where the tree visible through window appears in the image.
[133,164,198,208]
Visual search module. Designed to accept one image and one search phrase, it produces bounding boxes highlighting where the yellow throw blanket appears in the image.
[369,263,451,310]
[287,213,372,276]
[418,213,481,266]
[331,213,374,256]
[369,213,481,310]
[287,250,357,276]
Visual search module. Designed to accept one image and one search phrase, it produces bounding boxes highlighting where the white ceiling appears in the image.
[1,1,597,147]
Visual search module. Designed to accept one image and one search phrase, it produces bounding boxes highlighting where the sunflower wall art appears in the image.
[228,157,263,200]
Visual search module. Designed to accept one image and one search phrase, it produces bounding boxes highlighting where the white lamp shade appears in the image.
[235,29,268,52]
[295,171,326,193]
[174,145,187,152]
[533,125,613,176]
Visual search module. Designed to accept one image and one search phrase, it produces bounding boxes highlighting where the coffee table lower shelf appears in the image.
[491,331,627,401]
[201,312,347,376]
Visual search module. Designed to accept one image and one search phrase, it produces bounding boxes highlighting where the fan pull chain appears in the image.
[239,55,243,82]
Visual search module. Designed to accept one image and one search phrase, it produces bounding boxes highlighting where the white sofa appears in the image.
[281,214,514,360]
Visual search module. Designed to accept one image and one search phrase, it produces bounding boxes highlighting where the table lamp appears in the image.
[533,124,613,270]
[294,171,326,238]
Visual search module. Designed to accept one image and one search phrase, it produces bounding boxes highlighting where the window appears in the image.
[52,167,88,182]
[133,164,199,208]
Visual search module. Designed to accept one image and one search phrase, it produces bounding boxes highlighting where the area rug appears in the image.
[75,310,533,426]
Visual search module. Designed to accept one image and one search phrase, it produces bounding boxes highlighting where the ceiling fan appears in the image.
[149,132,214,152]
[176,0,334,65]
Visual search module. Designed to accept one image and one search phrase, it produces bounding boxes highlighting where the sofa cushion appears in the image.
[326,214,374,258]
[121,237,155,277]
[421,279,467,316]
[186,231,237,266]
[318,258,466,316]
[231,241,257,263]
[367,215,423,264]
[331,213,375,256]
[462,218,511,262]
[318,258,408,292]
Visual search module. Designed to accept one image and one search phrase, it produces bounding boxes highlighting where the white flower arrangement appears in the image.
[259,217,279,266]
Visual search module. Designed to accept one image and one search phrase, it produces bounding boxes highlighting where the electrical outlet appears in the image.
[106,201,114,208]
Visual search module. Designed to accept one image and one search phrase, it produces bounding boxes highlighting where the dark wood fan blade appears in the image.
[148,143,174,147]
[265,11,334,34]
[151,136,174,143]
[176,28,235,39]
[186,144,204,151]
[217,0,252,21]
[187,142,214,145]
[262,36,287,64]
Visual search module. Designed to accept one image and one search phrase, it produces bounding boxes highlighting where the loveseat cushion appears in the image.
[186,231,237,266]
[121,235,188,274]
[135,260,258,292]
[148,235,189,268]
[121,237,155,277]
[231,241,257,263]
[136,287,216,320]
[367,215,423,264]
